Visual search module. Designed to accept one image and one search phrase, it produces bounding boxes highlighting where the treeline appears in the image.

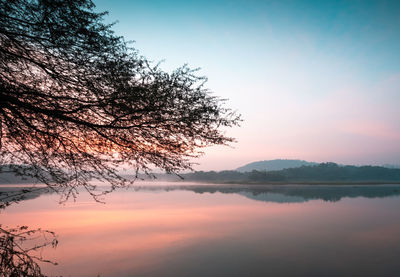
[182,163,400,183]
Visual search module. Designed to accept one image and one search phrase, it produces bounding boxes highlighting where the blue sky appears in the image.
[94,0,400,170]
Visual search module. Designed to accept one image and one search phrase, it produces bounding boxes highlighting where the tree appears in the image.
[0,225,58,277]
[0,0,240,201]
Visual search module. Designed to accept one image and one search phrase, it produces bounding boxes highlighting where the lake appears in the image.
[1,183,400,276]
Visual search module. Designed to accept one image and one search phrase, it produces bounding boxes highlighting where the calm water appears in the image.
[2,183,400,277]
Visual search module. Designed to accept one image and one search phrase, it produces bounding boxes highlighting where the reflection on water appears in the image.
[0,225,58,276]
[133,183,400,203]
[1,183,400,277]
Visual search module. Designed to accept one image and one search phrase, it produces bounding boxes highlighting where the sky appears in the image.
[94,0,400,170]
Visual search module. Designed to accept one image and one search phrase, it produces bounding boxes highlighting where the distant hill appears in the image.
[236,159,318,172]
[183,163,400,184]
[0,171,38,184]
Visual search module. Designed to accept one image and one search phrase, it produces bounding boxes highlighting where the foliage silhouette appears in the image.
[0,225,58,277]
[183,163,400,183]
[0,1,239,274]
[0,0,240,201]
[0,186,50,210]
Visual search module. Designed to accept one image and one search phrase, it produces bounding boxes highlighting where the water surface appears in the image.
[1,183,400,276]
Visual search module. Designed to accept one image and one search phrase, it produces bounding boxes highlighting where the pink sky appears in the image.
[193,74,400,171]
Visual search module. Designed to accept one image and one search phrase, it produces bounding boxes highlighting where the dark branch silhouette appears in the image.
[0,0,241,201]
[0,225,58,277]
[0,186,50,210]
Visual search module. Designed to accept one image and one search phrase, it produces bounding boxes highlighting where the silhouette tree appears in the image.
[0,225,58,277]
[0,0,240,201]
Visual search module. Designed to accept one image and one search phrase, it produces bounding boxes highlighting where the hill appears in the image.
[236,159,318,172]
[0,165,39,184]
[184,163,400,184]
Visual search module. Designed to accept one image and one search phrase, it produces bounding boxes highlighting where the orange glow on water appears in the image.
[2,186,400,276]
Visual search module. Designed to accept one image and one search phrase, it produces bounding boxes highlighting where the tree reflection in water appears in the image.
[1,188,58,277]
[0,225,58,277]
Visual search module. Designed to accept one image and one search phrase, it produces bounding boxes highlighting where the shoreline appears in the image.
[171,180,400,186]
